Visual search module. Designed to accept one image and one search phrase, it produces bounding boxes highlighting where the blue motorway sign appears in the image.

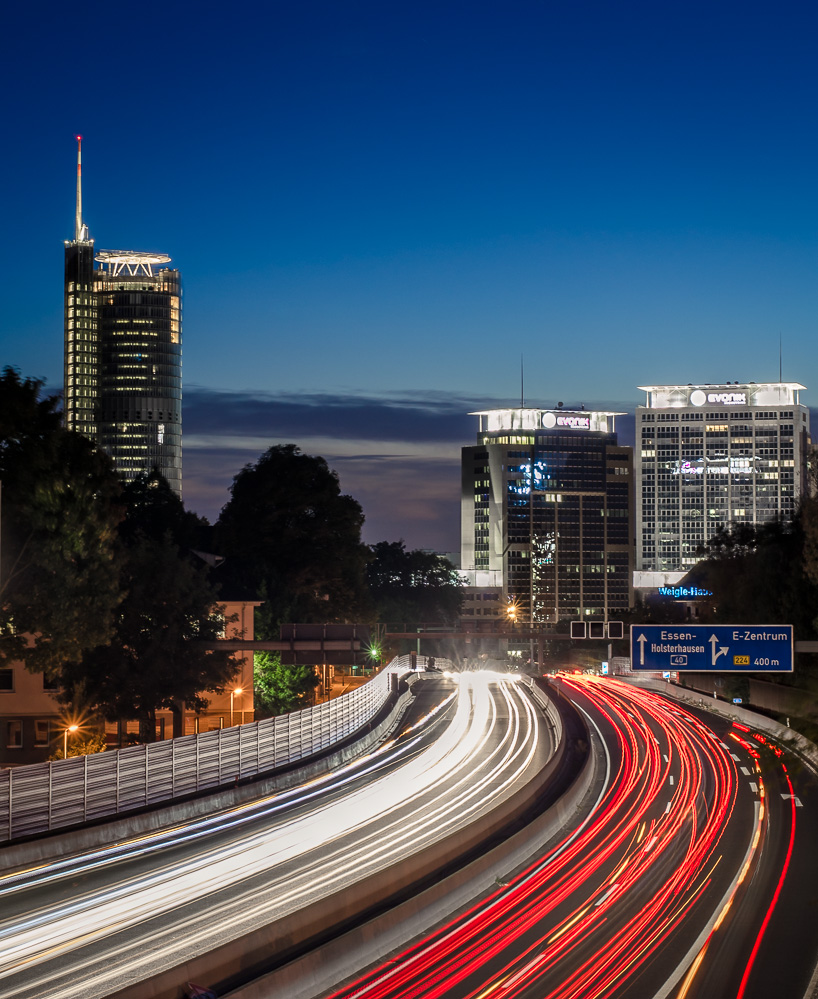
[630,625,793,672]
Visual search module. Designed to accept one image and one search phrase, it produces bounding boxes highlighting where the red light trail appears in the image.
[326,677,792,999]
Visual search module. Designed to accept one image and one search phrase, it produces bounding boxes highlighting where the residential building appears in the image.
[636,382,809,573]
[461,407,633,626]
[0,601,257,766]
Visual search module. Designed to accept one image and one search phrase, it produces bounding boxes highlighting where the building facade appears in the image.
[63,138,182,495]
[636,382,809,573]
[461,408,633,626]
[0,601,257,766]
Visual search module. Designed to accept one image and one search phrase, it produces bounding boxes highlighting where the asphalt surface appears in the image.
[321,676,818,999]
[0,672,554,999]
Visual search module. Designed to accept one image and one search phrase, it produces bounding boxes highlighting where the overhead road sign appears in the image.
[630,625,793,672]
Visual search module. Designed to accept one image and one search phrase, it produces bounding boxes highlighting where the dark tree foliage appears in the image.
[58,469,237,741]
[119,469,211,550]
[694,519,811,633]
[60,532,238,742]
[367,540,463,626]
[253,651,319,718]
[215,444,371,633]
[693,504,818,688]
[0,368,123,673]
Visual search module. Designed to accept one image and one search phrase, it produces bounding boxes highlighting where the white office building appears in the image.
[637,382,809,574]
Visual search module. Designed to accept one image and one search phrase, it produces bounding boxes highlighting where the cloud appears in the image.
[182,387,481,550]
[183,386,480,444]
[181,387,641,551]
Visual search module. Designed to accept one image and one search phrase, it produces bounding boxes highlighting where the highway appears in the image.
[323,676,818,999]
[0,672,553,999]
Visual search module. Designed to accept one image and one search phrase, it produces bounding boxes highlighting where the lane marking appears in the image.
[730,753,741,761]
[781,794,803,807]
[653,802,761,999]
[669,775,675,786]
[740,767,750,776]
[594,882,620,906]
[749,783,758,793]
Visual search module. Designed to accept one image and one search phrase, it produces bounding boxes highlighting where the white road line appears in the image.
[594,883,620,906]
[781,794,803,807]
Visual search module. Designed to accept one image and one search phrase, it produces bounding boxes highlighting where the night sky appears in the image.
[2,0,817,552]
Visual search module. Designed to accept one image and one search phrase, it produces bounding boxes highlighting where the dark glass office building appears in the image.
[63,141,182,496]
[461,408,634,625]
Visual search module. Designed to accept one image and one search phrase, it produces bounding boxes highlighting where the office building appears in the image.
[636,382,809,574]
[63,138,182,495]
[461,408,633,625]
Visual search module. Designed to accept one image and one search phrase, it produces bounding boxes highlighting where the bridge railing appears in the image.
[0,661,420,844]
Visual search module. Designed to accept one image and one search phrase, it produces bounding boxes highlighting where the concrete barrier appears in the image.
[627,677,818,771]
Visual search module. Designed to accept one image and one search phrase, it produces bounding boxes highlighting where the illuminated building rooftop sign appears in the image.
[472,408,624,434]
[638,382,805,409]
[95,249,172,277]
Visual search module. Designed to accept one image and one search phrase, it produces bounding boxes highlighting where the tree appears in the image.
[692,508,818,690]
[118,469,211,551]
[49,730,107,761]
[60,532,239,742]
[0,368,123,675]
[253,651,319,718]
[215,445,371,632]
[367,540,463,626]
[694,519,811,634]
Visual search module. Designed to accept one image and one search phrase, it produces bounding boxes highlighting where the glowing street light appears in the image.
[230,687,244,727]
[506,599,519,630]
[63,724,79,760]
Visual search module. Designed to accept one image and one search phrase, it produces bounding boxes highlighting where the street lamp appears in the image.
[63,724,79,760]
[230,687,243,727]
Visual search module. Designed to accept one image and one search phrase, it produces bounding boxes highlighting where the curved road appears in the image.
[0,672,552,999]
[323,676,818,999]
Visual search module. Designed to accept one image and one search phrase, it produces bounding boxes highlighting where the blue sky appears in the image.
[2,0,817,551]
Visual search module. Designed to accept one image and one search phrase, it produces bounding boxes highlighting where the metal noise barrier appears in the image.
[0,661,423,844]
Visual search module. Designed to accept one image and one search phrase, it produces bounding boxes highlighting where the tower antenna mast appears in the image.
[75,135,84,241]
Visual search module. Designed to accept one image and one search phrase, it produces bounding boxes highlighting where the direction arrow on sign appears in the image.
[709,634,729,666]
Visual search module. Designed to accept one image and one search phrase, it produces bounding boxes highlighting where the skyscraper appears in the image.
[63,138,182,496]
[636,382,809,574]
[461,407,633,625]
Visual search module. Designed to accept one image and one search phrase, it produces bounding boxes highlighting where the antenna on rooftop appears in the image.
[520,354,525,408]
[75,136,83,241]
[73,135,89,242]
